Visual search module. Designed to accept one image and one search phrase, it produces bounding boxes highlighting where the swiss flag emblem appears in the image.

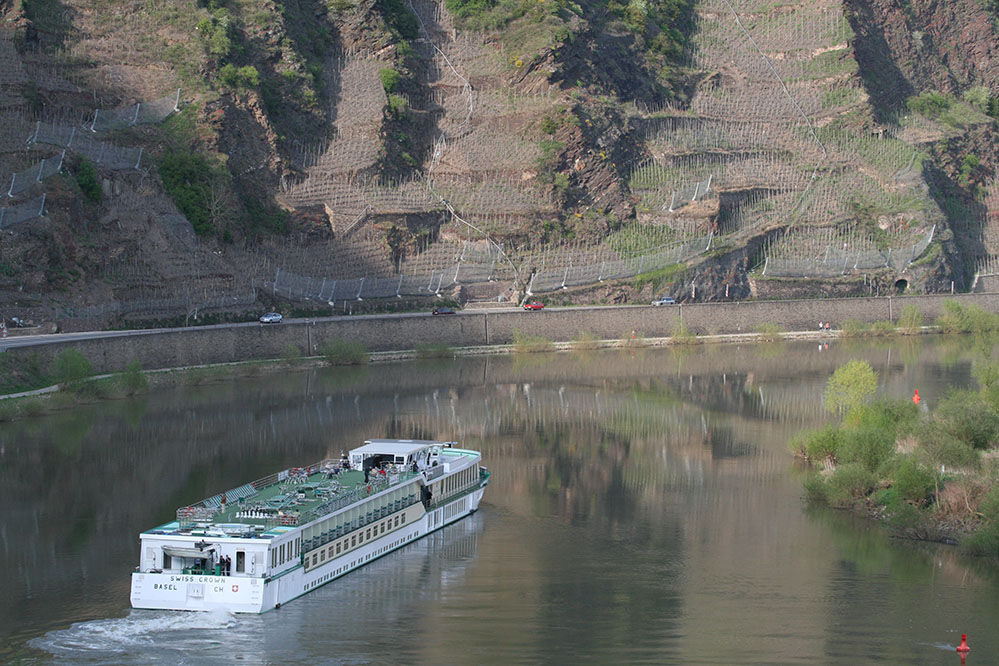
[232,585,239,593]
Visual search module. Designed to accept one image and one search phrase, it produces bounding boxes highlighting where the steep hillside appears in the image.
[846,0,999,289]
[0,0,998,329]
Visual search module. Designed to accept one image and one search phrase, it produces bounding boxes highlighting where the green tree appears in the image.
[53,349,94,387]
[379,67,401,93]
[120,359,148,395]
[196,9,234,60]
[386,93,409,119]
[897,304,922,334]
[907,90,950,118]
[321,339,369,365]
[158,151,230,236]
[825,359,877,416]
[974,359,999,409]
[218,64,259,90]
[75,159,102,203]
[934,389,999,450]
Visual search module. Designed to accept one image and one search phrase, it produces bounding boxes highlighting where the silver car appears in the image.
[259,312,283,323]
[652,297,676,306]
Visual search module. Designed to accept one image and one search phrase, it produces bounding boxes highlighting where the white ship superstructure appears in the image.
[130,439,489,613]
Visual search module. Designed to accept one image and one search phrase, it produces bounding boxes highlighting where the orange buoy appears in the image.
[957,634,970,653]
[913,389,920,404]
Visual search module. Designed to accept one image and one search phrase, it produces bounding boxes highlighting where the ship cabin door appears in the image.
[236,550,245,573]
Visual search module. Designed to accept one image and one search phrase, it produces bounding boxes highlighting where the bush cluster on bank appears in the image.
[792,355,999,557]
[321,339,369,365]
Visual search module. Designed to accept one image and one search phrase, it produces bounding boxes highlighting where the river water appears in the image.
[2,336,998,664]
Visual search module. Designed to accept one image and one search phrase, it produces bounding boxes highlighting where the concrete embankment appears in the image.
[1,293,994,376]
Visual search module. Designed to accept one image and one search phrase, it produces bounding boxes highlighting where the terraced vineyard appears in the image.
[1,0,997,326]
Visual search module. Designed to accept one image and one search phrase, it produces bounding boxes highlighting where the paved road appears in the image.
[0,305,599,352]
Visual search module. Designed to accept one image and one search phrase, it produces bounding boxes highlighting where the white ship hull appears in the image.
[131,487,485,613]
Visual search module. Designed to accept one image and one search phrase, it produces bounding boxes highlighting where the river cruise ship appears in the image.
[130,439,489,613]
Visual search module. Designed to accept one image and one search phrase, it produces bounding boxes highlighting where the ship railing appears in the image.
[428,476,485,508]
[423,465,445,482]
[296,471,419,526]
[249,459,332,491]
[177,505,218,525]
[303,496,422,551]
[176,458,338,526]
[179,464,419,529]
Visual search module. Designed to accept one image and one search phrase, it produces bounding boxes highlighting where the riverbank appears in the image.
[791,303,999,559]
[1,325,849,404]
[0,292,990,384]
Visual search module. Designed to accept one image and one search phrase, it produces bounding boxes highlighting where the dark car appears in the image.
[523,301,545,310]
[432,307,456,315]
[652,297,676,306]
[259,312,283,323]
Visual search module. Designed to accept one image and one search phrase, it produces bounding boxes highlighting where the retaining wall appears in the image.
[4,293,997,376]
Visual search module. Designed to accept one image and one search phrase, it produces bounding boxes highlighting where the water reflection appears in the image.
[2,338,998,663]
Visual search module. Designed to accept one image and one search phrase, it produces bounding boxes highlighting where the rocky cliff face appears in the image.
[847,0,999,290]
[1,0,999,328]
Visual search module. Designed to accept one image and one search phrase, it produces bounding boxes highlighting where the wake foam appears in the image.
[31,609,241,663]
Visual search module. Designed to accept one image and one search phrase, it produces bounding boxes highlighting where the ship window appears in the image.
[381,522,386,534]
[401,514,406,524]
[163,554,172,570]
[366,528,371,539]
[280,543,285,563]
[321,550,326,562]
[351,535,356,547]
[336,542,341,555]
[272,549,277,568]
[312,554,318,566]
[236,551,245,573]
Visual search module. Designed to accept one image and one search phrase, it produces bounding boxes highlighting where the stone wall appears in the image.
[6,293,998,376]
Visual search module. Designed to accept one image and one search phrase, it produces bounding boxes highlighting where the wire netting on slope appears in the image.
[268,229,715,301]
[975,254,999,278]
[282,57,386,200]
[973,180,999,253]
[431,121,541,175]
[59,289,258,320]
[740,2,853,53]
[90,89,180,131]
[762,225,935,277]
[6,151,64,197]
[31,121,145,170]
[526,235,713,293]
[640,117,802,154]
[431,175,553,216]
[0,193,46,228]
[284,174,440,215]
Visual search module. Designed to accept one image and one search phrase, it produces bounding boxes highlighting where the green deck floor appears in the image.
[211,469,367,526]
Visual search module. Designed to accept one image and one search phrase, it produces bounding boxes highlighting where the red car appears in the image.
[523,301,545,310]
